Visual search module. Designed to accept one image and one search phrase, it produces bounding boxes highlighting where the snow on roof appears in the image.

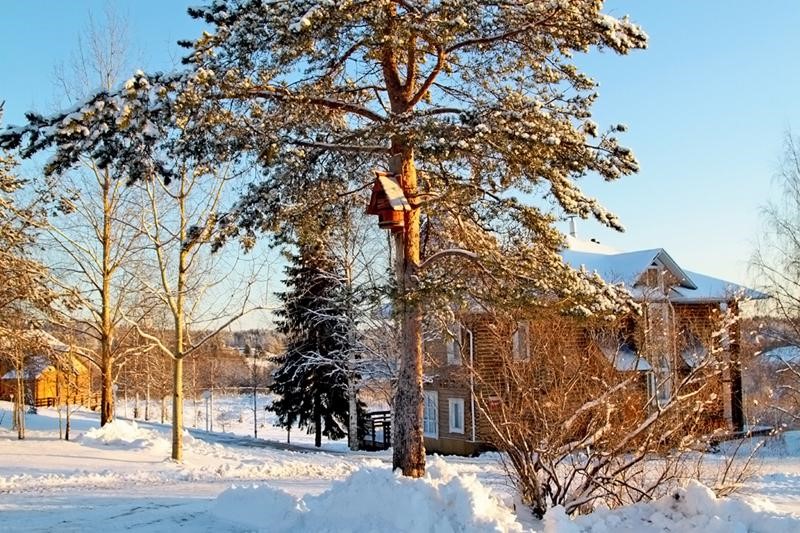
[563,235,618,255]
[598,344,652,372]
[670,270,767,303]
[377,175,411,211]
[760,345,800,365]
[562,239,765,304]
[561,247,661,287]
[27,330,70,352]
[0,329,70,353]
[1,355,53,380]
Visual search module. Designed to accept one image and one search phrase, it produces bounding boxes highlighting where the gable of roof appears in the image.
[561,239,766,304]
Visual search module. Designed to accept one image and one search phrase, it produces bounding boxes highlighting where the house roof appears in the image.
[561,237,767,304]
[597,343,652,372]
[0,329,70,352]
[759,345,800,365]
[0,330,83,380]
[1,354,87,380]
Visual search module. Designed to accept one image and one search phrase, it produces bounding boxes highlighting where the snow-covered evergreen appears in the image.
[271,232,363,447]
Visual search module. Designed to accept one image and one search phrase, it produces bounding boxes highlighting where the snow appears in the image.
[212,457,523,532]
[555,481,800,533]
[79,419,173,454]
[760,345,800,365]
[376,174,411,211]
[3,398,800,531]
[561,239,766,303]
[598,344,652,372]
[673,270,768,303]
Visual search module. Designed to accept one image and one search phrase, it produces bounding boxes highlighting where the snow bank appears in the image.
[545,480,800,532]
[212,456,523,532]
[78,420,173,453]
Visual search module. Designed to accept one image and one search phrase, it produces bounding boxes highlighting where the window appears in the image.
[449,398,465,434]
[512,322,529,360]
[446,323,463,365]
[423,391,438,438]
[680,328,708,368]
[646,364,672,408]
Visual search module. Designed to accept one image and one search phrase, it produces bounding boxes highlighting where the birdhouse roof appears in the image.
[367,172,411,214]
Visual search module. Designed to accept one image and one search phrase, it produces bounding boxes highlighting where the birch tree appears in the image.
[132,163,261,461]
[0,1,647,475]
[45,9,145,425]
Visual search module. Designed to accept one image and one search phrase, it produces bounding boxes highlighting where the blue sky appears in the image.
[2,1,798,287]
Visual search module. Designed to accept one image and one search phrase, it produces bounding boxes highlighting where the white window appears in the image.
[512,322,529,360]
[423,391,439,438]
[446,323,462,365]
[448,398,465,434]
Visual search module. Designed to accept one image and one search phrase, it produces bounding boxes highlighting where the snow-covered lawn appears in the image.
[1,398,800,532]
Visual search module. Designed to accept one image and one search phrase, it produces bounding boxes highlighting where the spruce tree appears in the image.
[271,235,355,448]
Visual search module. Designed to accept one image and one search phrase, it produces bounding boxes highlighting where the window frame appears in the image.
[423,390,439,438]
[448,397,465,434]
[512,321,530,360]
[446,323,463,366]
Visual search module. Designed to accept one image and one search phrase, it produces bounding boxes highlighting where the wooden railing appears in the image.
[32,394,100,409]
[360,410,391,451]
[34,397,56,408]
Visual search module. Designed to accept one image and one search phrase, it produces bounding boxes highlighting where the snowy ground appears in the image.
[2,397,800,532]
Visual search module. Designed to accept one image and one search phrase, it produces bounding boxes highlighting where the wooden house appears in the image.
[421,236,767,456]
[0,331,93,408]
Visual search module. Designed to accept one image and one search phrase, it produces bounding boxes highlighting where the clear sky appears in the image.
[1,0,799,288]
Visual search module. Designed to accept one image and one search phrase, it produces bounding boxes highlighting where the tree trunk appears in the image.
[100,339,113,425]
[314,391,322,448]
[171,356,184,461]
[389,147,425,477]
[65,399,71,441]
[145,378,150,421]
[100,169,115,426]
[252,382,258,439]
[348,378,359,451]
[15,373,25,440]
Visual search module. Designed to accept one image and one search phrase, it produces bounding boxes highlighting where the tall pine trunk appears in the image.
[389,146,425,477]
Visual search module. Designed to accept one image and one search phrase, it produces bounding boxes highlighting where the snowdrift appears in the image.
[212,456,523,532]
[545,480,800,533]
[79,420,174,453]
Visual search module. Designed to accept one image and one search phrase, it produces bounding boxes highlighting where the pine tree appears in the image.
[271,235,358,448]
[0,1,648,475]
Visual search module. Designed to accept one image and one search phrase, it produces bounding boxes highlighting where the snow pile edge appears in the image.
[78,420,170,452]
[212,456,523,532]
[544,480,800,533]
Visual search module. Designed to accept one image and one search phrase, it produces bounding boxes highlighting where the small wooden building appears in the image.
[0,331,93,408]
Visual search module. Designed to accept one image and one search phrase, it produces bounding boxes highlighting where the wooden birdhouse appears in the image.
[366,171,411,233]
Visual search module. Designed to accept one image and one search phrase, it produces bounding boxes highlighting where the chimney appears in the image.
[568,217,577,238]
